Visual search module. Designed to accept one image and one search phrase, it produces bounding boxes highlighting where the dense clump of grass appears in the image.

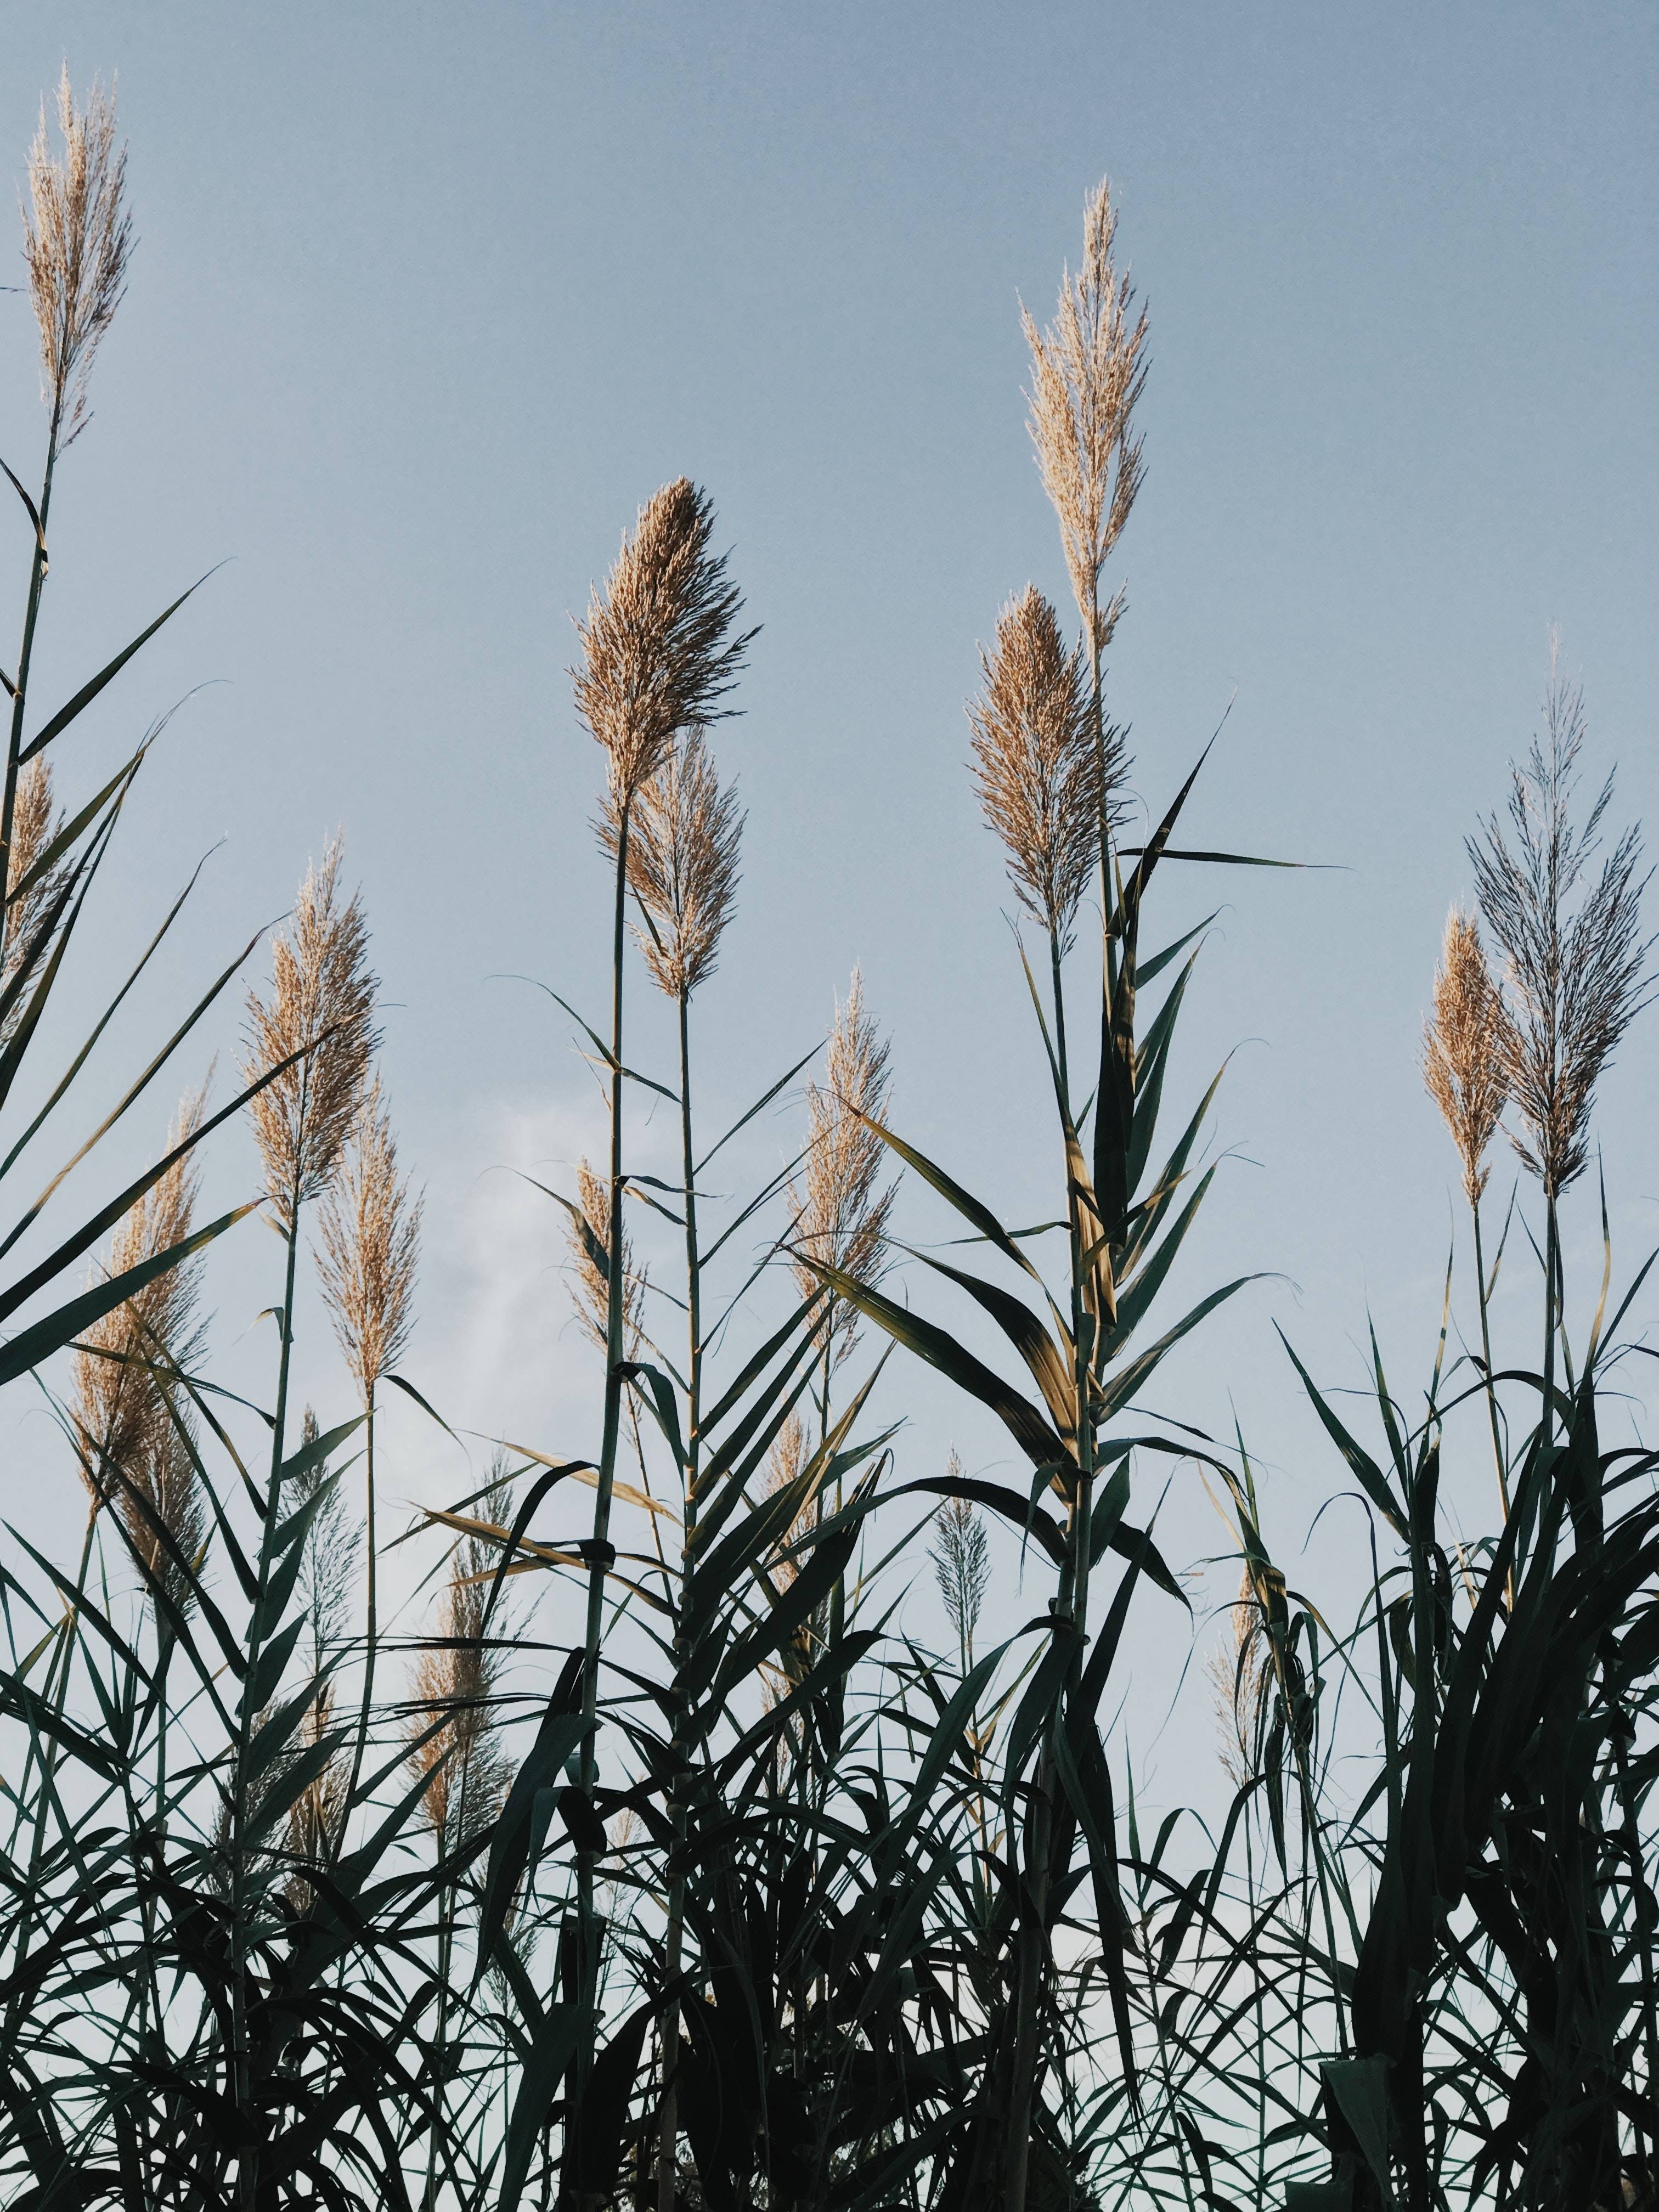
[0,84,1656,2212]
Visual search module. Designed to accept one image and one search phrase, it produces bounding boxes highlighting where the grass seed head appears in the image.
[244,838,380,1229]
[3,757,69,1041]
[73,1086,208,1610]
[1423,907,1508,1206]
[573,478,755,807]
[930,1456,990,1670]
[1469,651,1651,1200]
[790,970,896,1370]
[568,1158,644,1355]
[22,67,133,443]
[1023,176,1148,654]
[406,1460,513,1850]
[968,586,1125,952]
[316,1076,422,1404]
[600,727,744,998]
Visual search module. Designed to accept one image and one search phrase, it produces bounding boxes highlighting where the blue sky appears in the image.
[5,2,1657,1803]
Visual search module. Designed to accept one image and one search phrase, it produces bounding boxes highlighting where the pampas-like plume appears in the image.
[1469,657,1651,1200]
[572,479,755,805]
[930,1456,990,1671]
[316,1077,422,1403]
[968,587,1125,952]
[406,1466,513,1852]
[1023,177,1148,657]
[568,1158,644,1355]
[22,69,133,442]
[1206,1568,1267,1792]
[790,971,895,1370]
[1423,909,1508,1207]
[244,839,380,1229]
[601,727,744,998]
[3,757,68,1040]
[72,1088,207,1609]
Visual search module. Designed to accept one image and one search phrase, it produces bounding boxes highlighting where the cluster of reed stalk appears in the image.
[1,75,1656,2212]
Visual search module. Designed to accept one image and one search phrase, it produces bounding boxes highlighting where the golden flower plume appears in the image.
[1023,177,1148,656]
[1422,908,1508,1206]
[790,971,896,1369]
[244,839,380,1228]
[968,586,1126,952]
[601,727,744,999]
[2,757,68,1040]
[316,1076,422,1403]
[406,1460,513,1850]
[23,68,133,442]
[572,478,755,805]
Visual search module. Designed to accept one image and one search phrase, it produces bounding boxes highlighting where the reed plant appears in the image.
[5,77,1659,2212]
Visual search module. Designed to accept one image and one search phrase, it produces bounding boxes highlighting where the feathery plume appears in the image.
[1423,909,1508,1206]
[243,839,380,1229]
[316,1077,422,1404]
[1023,177,1148,657]
[567,1158,644,1355]
[1469,653,1651,1200]
[1206,1568,1267,1792]
[930,1455,990,1671]
[790,971,896,1370]
[73,1088,208,1610]
[282,1408,359,1901]
[600,727,744,998]
[406,1462,514,1852]
[763,1412,810,1594]
[572,478,755,805]
[3,757,69,1040]
[22,68,133,443]
[968,586,1125,951]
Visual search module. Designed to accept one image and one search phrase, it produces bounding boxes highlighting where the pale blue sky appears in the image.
[5,3,1657,1802]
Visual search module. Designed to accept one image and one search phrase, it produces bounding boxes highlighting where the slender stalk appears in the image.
[575,794,633,2128]
[656,983,699,2212]
[0,409,60,978]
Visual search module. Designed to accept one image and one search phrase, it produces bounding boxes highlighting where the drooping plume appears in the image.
[73,1088,208,1611]
[790,971,896,1369]
[22,68,133,442]
[316,1077,422,1405]
[968,586,1125,952]
[3,757,68,1039]
[930,1453,990,1672]
[1422,909,1508,1207]
[405,1459,514,1852]
[601,727,744,999]
[567,1158,644,1356]
[244,839,380,1229]
[572,479,755,805]
[1023,177,1148,656]
[1469,656,1651,1200]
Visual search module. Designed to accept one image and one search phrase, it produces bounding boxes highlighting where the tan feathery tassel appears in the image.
[23,68,133,441]
[1422,908,1507,1206]
[790,971,895,1373]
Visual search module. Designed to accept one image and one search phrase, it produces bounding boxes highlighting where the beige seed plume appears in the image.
[572,479,755,805]
[567,1158,644,1355]
[22,68,133,443]
[1206,1568,1267,1792]
[406,1464,513,1850]
[600,727,744,998]
[790,972,896,1369]
[316,1077,422,1404]
[1422,909,1507,1206]
[73,1088,208,1608]
[968,586,1127,952]
[1023,177,1148,657]
[3,758,68,1039]
[243,839,380,1229]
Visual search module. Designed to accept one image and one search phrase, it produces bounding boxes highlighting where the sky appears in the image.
[3,1,1657,1815]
